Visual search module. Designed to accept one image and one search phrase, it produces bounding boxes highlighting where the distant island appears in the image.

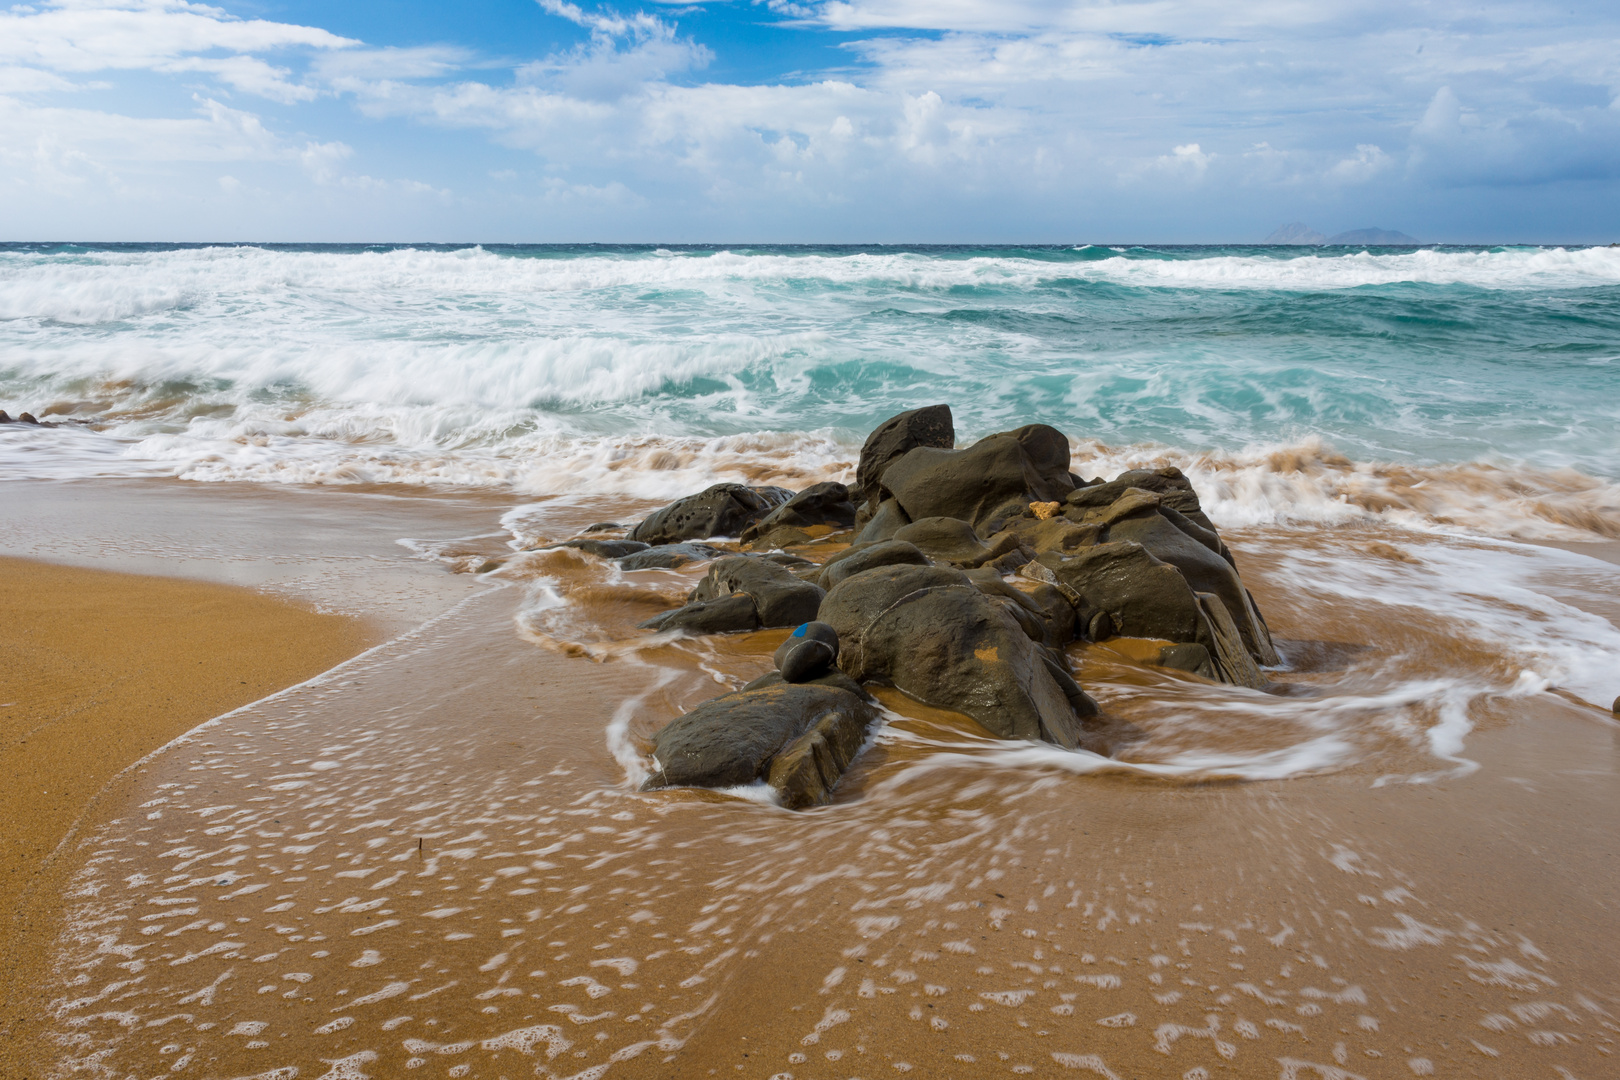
[1266,222,1420,245]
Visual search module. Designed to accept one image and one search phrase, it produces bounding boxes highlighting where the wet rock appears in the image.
[961,568,1076,648]
[817,539,930,590]
[877,424,1076,536]
[618,543,726,570]
[680,555,824,628]
[583,521,626,533]
[741,668,867,698]
[556,538,651,559]
[819,563,1099,749]
[773,621,840,683]
[18,412,40,425]
[1102,491,1279,665]
[741,482,857,545]
[1065,466,1222,539]
[641,681,878,808]
[1001,516,1101,557]
[1156,643,1216,678]
[1032,542,1266,688]
[1035,542,1207,645]
[853,497,912,544]
[893,516,1024,569]
[853,404,955,509]
[628,483,793,545]
[0,410,9,423]
[639,593,761,634]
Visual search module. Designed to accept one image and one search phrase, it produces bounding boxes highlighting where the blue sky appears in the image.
[2,0,1619,242]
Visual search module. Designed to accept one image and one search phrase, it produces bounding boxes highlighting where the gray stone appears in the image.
[877,425,1075,536]
[773,621,840,683]
[556,538,650,559]
[741,481,857,544]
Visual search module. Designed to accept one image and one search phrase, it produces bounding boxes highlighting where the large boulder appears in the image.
[629,483,793,545]
[819,563,1100,749]
[641,682,878,809]
[1102,493,1279,665]
[877,424,1076,536]
[741,482,857,545]
[641,555,825,634]
[853,405,955,509]
[1031,541,1266,688]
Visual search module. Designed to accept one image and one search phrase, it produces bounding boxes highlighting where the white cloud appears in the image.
[0,0,355,96]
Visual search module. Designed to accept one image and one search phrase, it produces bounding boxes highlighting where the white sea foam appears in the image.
[3,245,1619,328]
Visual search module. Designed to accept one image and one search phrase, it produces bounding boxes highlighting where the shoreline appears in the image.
[0,556,373,1074]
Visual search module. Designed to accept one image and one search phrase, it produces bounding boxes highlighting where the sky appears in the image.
[2,0,1618,242]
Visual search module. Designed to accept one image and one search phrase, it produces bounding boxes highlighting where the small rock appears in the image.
[556,538,650,559]
[773,621,840,683]
[618,543,726,570]
[1030,501,1061,520]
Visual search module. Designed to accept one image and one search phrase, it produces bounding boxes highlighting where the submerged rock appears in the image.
[618,542,726,570]
[555,538,650,559]
[629,483,793,545]
[640,555,825,633]
[642,681,878,809]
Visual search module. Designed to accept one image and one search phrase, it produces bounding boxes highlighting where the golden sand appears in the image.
[0,557,369,1075]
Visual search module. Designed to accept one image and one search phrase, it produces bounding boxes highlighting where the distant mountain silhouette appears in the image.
[1265,223,1421,246]
[1265,222,1328,244]
[1326,228,1419,245]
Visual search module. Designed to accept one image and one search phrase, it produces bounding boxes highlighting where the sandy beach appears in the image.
[0,555,370,1075]
[0,477,1611,1080]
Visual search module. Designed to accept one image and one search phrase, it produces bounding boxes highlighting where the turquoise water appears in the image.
[1,242,1617,489]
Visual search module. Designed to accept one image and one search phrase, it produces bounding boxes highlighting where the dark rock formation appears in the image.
[640,555,825,633]
[629,483,793,545]
[819,563,1099,749]
[893,516,1026,570]
[642,681,878,808]
[853,405,955,509]
[877,424,1075,536]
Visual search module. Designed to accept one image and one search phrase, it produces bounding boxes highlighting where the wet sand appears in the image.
[5,483,1620,1079]
[0,557,372,1076]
